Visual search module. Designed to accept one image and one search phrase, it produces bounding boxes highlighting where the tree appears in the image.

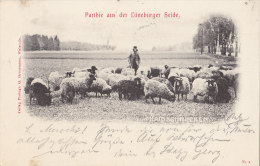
[53,35,60,50]
[193,15,238,56]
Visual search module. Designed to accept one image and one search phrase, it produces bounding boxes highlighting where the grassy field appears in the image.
[23,51,238,124]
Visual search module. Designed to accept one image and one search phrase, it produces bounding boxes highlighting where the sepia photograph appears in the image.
[0,0,259,166]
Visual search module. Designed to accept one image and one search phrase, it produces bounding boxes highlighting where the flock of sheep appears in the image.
[24,63,239,106]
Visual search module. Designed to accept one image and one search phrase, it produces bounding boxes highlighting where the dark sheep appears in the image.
[187,67,202,73]
[118,77,142,100]
[115,67,123,74]
[223,73,239,98]
[214,77,231,103]
[100,88,112,97]
[208,64,213,68]
[205,79,218,104]
[30,81,51,106]
[219,65,235,71]
[148,67,161,78]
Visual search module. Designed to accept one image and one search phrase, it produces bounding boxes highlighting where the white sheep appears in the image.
[168,68,180,78]
[99,67,115,74]
[121,68,135,76]
[178,68,196,82]
[74,71,89,78]
[144,79,175,104]
[97,72,110,83]
[48,71,64,91]
[56,74,96,103]
[173,77,190,100]
[88,78,112,97]
[196,68,213,79]
[151,77,174,92]
[191,78,218,103]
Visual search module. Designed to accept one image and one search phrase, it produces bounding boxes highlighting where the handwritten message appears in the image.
[16,113,255,164]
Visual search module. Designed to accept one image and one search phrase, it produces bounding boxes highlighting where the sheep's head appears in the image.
[25,77,34,94]
[165,91,175,102]
[208,64,213,68]
[212,70,223,78]
[174,77,183,91]
[86,73,96,87]
[165,65,169,70]
[147,70,151,79]
[207,79,217,91]
[134,77,142,87]
[102,86,112,94]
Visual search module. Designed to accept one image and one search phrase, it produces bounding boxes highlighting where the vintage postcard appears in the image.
[0,0,259,165]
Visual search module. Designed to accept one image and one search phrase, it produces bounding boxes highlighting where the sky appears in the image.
[18,0,251,51]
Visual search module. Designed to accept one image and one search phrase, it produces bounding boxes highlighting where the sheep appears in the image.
[178,68,196,83]
[65,71,73,78]
[74,71,89,78]
[118,77,142,100]
[127,75,148,96]
[213,76,231,103]
[115,67,123,74]
[144,79,175,104]
[187,65,202,73]
[208,65,220,71]
[121,68,135,76]
[220,69,239,97]
[88,78,112,97]
[106,74,128,90]
[147,67,162,78]
[48,71,64,91]
[151,77,174,92]
[219,65,235,71]
[99,67,115,74]
[30,78,51,106]
[196,68,213,79]
[191,78,218,104]
[167,68,180,87]
[59,82,76,104]
[59,73,96,103]
[173,77,190,100]
[168,68,180,78]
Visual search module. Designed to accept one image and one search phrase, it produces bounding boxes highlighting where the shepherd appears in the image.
[128,46,140,75]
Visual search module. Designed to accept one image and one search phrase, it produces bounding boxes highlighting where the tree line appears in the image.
[23,34,60,51]
[193,15,239,56]
[23,34,116,51]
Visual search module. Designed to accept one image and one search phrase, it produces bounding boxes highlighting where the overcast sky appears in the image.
[19,0,248,51]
